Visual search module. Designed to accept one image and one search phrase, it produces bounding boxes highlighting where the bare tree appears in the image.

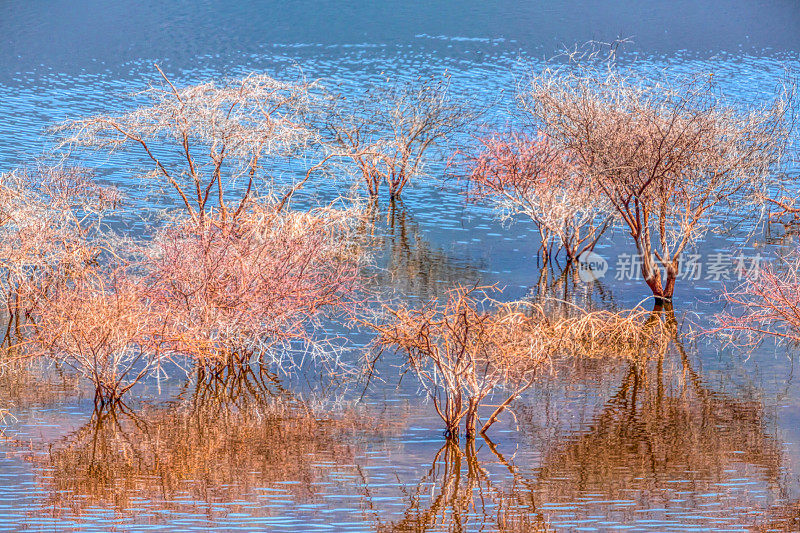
[715,253,800,347]
[323,74,476,200]
[0,166,119,347]
[365,285,667,439]
[521,59,792,300]
[465,131,613,261]
[56,66,320,224]
[367,285,549,439]
[145,199,365,371]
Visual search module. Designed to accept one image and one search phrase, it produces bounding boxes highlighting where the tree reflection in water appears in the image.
[360,437,549,532]
[21,365,405,523]
[358,199,483,301]
[527,305,784,529]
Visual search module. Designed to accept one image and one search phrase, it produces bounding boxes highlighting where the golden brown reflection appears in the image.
[20,366,405,519]
[754,500,800,532]
[358,200,482,300]
[529,309,784,528]
[0,361,82,412]
[361,437,550,532]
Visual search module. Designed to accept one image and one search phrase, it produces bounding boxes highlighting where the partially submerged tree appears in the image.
[0,167,160,405]
[367,285,670,439]
[716,253,800,347]
[1,164,363,404]
[324,74,476,200]
[0,166,119,347]
[466,131,612,261]
[368,285,549,439]
[21,261,167,407]
[146,199,364,370]
[50,68,372,383]
[521,60,791,300]
[56,67,319,223]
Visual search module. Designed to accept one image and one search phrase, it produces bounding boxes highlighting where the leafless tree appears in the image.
[520,58,792,300]
[715,253,800,347]
[465,131,613,261]
[55,66,321,224]
[145,198,365,371]
[323,74,477,200]
[365,285,666,439]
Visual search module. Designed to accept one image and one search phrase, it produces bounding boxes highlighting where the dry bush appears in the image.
[1,168,364,403]
[324,74,476,199]
[521,57,791,299]
[368,285,672,438]
[715,253,800,347]
[0,166,119,346]
[523,301,671,360]
[368,286,551,439]
[19,262,167,407]
[56,67,319,223]
[0,167,165,406]
[465,132,612,261]
[146,199,365,370]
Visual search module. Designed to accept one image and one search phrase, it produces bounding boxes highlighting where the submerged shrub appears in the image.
[524,301,671,361]
[465,132,612,262]
[0,166,119,346]
[716,253,800,347]
[1,163,364,405]
[56,67,319,222]
[21,262,166,407]
[518,56,791,300]
[368,286,672,439]
[146,199,365,370]
[367,285,550,439]
[0,167,158,405]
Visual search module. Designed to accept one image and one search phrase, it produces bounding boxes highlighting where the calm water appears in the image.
[2,2,800,531]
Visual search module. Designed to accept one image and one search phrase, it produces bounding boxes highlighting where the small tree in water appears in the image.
[56,66,318,223]
[323,74,476,200]
[520,58,791,301]
[367,285,671,439]
[465,131,613,262]
[367,285,548,439]
[146,199,364,370]
[0,167,161,406]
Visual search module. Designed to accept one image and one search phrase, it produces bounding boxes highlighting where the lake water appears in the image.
[1,2,800,531]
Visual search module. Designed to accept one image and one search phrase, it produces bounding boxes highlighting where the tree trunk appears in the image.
[636,241,677,302]
[662,267,677,300]
[464,399,479,440]
[444,393,462,438]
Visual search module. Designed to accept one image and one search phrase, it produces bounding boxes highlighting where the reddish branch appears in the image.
[465,132,611,261]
